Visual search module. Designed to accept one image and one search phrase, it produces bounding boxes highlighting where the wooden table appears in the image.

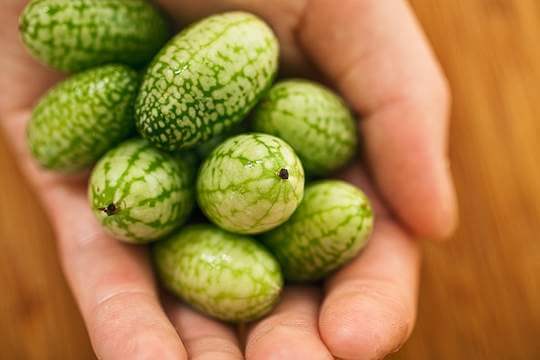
[1,0,539,359]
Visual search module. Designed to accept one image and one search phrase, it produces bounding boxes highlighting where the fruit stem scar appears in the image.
[278,168,289,180]
[99,203,118,216]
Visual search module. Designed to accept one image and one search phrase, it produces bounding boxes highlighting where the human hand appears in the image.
[0,0,456,359]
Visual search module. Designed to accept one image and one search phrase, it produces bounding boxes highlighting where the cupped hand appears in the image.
[0,0,456,359]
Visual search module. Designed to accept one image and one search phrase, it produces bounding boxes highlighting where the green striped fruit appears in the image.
[252,80,358,176]
[88,138,195,244]
[261,180,373,281]
[153,224,283,322]
[28,64,139,172]
[19,0,169,72]
[136,12,279,151]
[197,133,304,234]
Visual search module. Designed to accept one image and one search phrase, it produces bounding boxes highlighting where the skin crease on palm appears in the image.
[0,0,457,359]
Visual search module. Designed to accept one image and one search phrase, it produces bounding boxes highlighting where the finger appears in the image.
[1,113,187,360]
[319,166,421,359]
[299,0,457,239]
[165,296,243,360]
[245,286,333,360]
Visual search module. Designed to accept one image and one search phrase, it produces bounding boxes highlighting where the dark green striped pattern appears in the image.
[88,138,195,244]
[135,12,279,151]
[19,0,169,72]
[27,64,139,172]
[262,180,373,281]
[153,224,283,322]
[252,80,358,176]
[197,133,304,234]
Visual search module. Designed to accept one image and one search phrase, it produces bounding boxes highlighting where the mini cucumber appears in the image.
[252,80,357,176]
[88,138,195,243]
[136,12,279,151]
[19,0,169,72]
[261,180,373,281]
[153,224,283,322]
[27,64,139,172]
[197,133,304,234]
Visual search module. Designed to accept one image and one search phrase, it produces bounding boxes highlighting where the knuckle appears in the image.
[250,312,313,342]
[186,335,242,360]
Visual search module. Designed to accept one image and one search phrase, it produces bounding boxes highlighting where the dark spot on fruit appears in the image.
[99,203,118,216]
[278,168,289,180]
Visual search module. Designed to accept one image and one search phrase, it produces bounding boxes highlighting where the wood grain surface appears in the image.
[1,0,539,359]
[394,0,540,359]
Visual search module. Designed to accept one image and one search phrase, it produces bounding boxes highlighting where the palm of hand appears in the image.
[0,1,456,359]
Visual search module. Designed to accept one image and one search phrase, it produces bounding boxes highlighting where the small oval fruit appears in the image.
[153,224,283,322]
[19,0,169,72]
[136,12,279,151]
[197,133,304,234]
[252,80,357,176]
[261,180,373,281]
[88,138,195,243]
[28,64,139,171]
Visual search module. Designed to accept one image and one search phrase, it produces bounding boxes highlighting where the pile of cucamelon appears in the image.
[21,0,374,323]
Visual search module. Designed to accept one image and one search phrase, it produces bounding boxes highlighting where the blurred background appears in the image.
[1,0,540,359]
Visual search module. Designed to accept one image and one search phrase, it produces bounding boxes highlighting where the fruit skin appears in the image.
[195,122,247,159]
[261,180,373,282]
[153,224,283,322]
[252,79,358,176]
[19,0,169,72]
[88,138,195,244]
[27,64,139,172]
[136,12,279,151]
[197,133,304,235]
